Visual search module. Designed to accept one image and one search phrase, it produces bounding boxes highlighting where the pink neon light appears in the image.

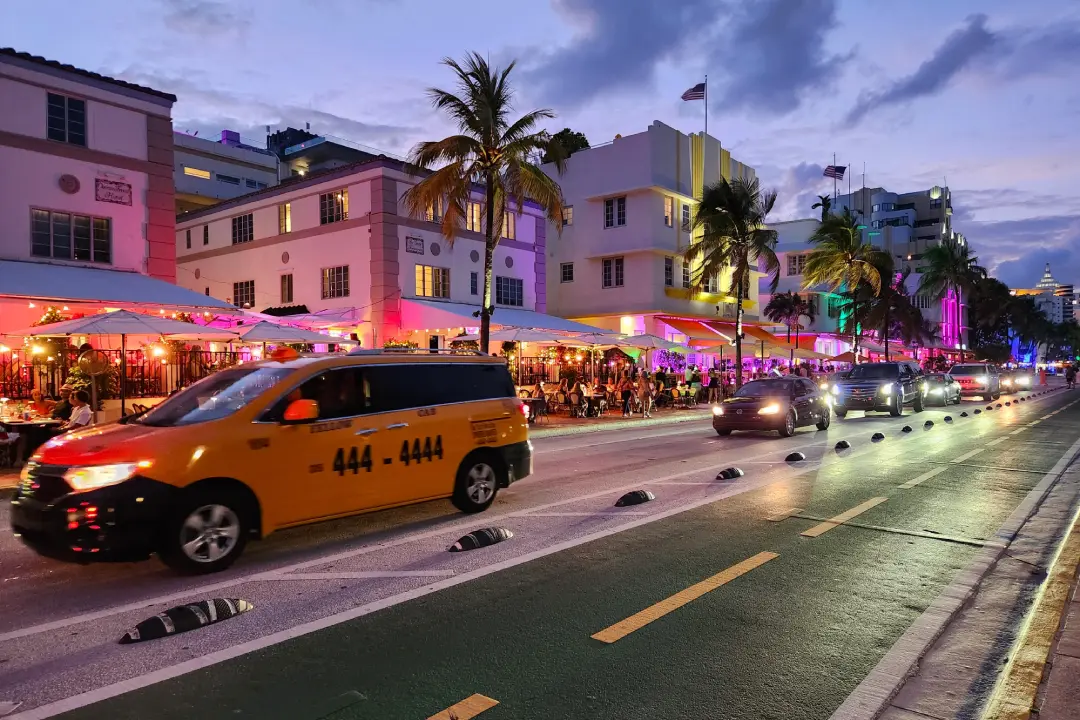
[941,288,960,347]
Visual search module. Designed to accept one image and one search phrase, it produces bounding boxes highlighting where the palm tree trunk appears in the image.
[787,324,793,367]
[735,277,745,388]
[852,297,859,364]
[957,284,965,362]
[884,305,890,361]
[795,324,800,366]
[480,175,496,354]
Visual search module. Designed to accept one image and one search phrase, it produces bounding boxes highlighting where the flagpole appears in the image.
[704,75,708,136]
[833,152,837,202]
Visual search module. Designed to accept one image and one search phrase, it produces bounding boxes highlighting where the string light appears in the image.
[28,302,34,308]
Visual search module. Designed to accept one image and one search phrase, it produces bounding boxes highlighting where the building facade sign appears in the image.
[95,178,133,206]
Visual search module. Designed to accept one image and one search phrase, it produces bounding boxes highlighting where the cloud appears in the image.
[844,15,1080,126]
[158,0,250,37]
[118,68,421,153]
[524,0,729,108]
[757,161,836,222]
[845,14,995,127]
[966,214,1080,288]
[707,0,854,115]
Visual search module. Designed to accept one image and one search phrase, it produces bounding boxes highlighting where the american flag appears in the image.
[681,82,706,101]
[823,165,846,180]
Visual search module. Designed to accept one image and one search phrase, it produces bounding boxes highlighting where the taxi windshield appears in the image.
[136,366,292,427]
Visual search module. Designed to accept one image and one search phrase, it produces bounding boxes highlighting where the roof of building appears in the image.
[0,48,177,102]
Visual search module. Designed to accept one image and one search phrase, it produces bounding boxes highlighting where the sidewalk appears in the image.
[1028,523,1080,719]
[529,406,711,439]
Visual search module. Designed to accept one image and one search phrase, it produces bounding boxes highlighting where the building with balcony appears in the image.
[266,126,405,182]
[0,47,231,338]
[174,129,279,213]
[175,156,595,349]
[541,121,764,354]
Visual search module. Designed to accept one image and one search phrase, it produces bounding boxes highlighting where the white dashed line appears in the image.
[897,466,947,489]
[952,448,986,464]
[986,437,1008,447]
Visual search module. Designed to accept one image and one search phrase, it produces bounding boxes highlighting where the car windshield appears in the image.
[925,375,946,384]
[949,365,984,376]
[734,380,794,398]
[136,366,293,427]
[846,364,899,380]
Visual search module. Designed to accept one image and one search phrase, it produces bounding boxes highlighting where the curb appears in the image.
[529,410,709,438]
[829,428,1080,720]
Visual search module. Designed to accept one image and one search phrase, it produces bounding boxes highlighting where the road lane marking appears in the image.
[898,467,947,489]
[790,516,1003,549]
[801,497,888,538]
[590,551,778,644]
[766,507,802,522]
[953,448,987,463]
[986,437,1008,447]
[1010,428,1027,435]
[523,511,649,517]
[427,694,499,720]
[926,462,1051,475]
[266,571,457,581]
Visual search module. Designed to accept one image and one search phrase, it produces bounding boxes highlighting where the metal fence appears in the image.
[0,348,242,401]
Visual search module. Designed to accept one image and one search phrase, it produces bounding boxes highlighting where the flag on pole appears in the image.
[681,82,706,101]
[823,165,847,180]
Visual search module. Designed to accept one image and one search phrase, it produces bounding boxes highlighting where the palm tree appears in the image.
[802,208,889,362]
[684,177,780,388]
[402,53,567,352]
[917,239,987,361]
[764,291,816,366]
[811,194,832,222]
[859,259,925,360]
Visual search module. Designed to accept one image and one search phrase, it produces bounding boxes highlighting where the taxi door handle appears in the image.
[354,428,378,437]
[386,423,409,430]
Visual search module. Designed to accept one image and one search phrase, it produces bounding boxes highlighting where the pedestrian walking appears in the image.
[618,371,634,417]
[637,371,653,418]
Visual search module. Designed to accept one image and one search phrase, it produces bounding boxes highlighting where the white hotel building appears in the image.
[175,157,596,349]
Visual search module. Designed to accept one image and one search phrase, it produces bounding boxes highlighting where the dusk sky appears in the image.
[4,0,1079,288]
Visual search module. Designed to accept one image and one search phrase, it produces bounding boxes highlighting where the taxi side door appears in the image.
[258,365,378,527]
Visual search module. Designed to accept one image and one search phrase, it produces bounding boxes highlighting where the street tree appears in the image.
[684,177,780,388]
[811,194,832,222]
[402,52,567,353]
[764,291,816,366]
[542,128,590,163]
[917,239,987,360]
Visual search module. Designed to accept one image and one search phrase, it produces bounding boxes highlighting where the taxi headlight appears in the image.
[712,405,724,416]
[758,403,781,415]
[63,461,152,492]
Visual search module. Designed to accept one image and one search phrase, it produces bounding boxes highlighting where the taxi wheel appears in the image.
[159,491,250,574]
[452,452,505,514]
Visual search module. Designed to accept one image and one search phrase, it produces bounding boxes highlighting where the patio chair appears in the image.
[569,393,587,418]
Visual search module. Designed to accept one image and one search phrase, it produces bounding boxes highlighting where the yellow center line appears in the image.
[591,551,778,644]
[898,466,947,489]
[801,497,888,538]
[427,694,499,720]
[953,448,987,463]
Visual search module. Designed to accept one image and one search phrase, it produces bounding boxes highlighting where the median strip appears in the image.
[427,694,499,720]
[591,551,778,644]
[952,448,986,463]
[801,497,888,538]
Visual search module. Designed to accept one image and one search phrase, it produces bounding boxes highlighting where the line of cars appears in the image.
[711,361,1033,438]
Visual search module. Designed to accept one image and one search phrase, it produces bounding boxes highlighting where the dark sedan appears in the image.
[924,373,961,406]
[713,377,831,437]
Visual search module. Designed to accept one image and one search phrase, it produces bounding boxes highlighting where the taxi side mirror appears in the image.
[283,399,319,423]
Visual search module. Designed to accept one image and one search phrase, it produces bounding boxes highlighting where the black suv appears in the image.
[830,361,925,418]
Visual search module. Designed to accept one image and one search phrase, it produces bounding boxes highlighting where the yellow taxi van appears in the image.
[11,348,532,574]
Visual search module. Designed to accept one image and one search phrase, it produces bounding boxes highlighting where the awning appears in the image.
[657,317,733,342]
[400,299,607,334]
[708,322,796,350]
[860,339,887,353]
[0,259,234,310]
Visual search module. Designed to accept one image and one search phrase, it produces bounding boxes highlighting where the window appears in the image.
[267,368,369,421]
[415,265,450,298]
[245,179,258,189]
[470,271,478,296]
[561,262,575,283]
[232,280,255,308]
[682,260,691,289]
[280,274,293,304]
[664,257,674,286]
[46,93,85,146]
[320,189,349,225]
[879,202,895,211]
[185,229,191,249]
[495,276,524,306]
[278,203,291,234]
[203,225,209,245]
[681,203,691,231]
[217,174,240,185]
[602,257,624,288]
[917,234,936,241]
[929,198,942,209]
[664,197,674,227]
[466,202,482,232]
[231,214,253,244]
[604,196,626,228]
[205,287,210,296]
[786,254,807,276]
[914,218,940,228]
[362,363,514,413]
[501,212,516,240]
[255,182,267,189]
[913,294,932,310]
[872,204,880,212]
[183,167,211,179]
[31,209,110,263]
[425,199,442,223]
[827,295,844,319]
[562,206,574,227]
[321,266,350,299]
[704,273,718,294]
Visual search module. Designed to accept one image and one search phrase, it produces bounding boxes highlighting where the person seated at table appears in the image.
[50,385,73,421]
[531,380,545,398]
[29,389,54,417]
[61,390,93,431]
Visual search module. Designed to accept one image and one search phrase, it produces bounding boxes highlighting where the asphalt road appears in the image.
[1,387,1077,719]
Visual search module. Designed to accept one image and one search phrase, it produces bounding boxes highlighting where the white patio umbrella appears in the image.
[11,310,239,415]
[238,321,358,347]
[455,327,587,384]
[622,333,690,375]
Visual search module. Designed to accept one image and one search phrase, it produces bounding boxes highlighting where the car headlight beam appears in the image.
[758,403,781,415]
[63,461,152,492]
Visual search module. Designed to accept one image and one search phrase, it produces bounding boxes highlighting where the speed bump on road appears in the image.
[591,551,778,644]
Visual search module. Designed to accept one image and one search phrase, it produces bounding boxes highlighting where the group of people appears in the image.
[24,384,94,431]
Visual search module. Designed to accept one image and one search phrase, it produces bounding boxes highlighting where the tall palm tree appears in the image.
[684,177,780,388]
[811,194,832,222]
[859,260,925,360]
[402,53,567,352]
[764,291,816,366]
[802,208,888,362]
[917,239,987,362]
